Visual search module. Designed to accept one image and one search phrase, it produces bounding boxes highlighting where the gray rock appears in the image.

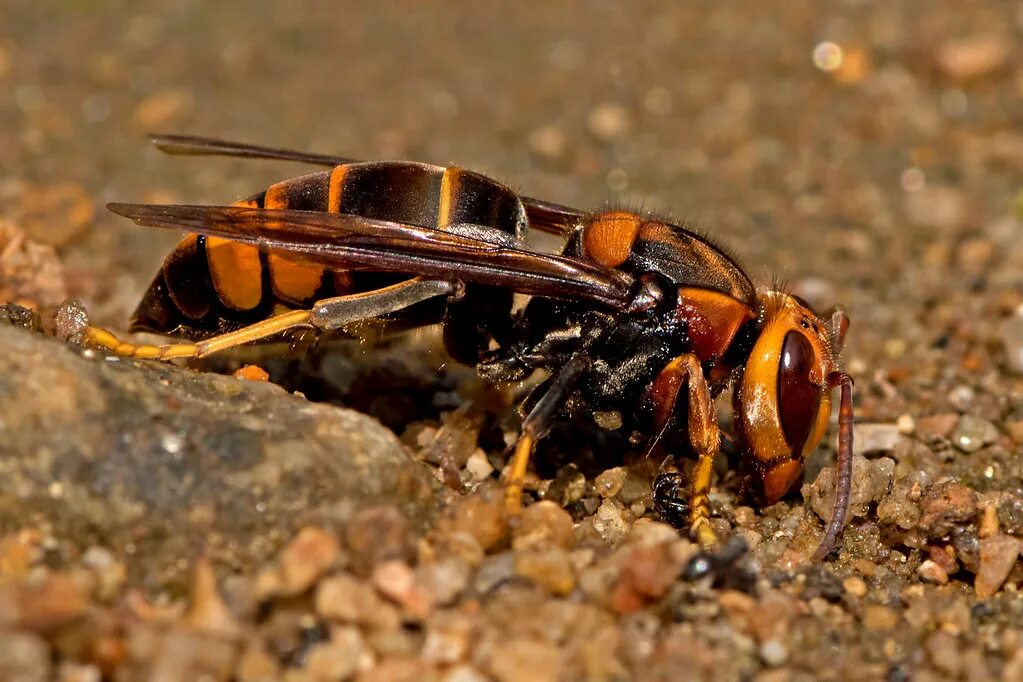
[0,325,441,588]
[804,455,895,524]
[951,415,999,453]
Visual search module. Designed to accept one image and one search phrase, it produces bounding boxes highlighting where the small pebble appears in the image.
[924,631,963,677]
[623,519,679,547]
[896,414,915,435]
[953,528,982,574]
[975,534,1021,598]
[486,636,561,682]
[464,449,494,482]
[592,499,630,544]
[617,471,651,506]
[611,543,680,613]
[512,500,574,550]
[806,455,893,522]
[951,415,999,453]
[272,526,341,596]
[1006,420,1023,445]
[854,423,901,455]
[436,494,507,552]
[935,597,971,636]
[547,464,587,506]
[372,560,432,619]
[997,496,1023,535]
[851,559,878,577]
[232,364,269,382]
[946,385,975,411]
[978,504,1000,538]
[304,627,371,680]
[915,413,959,439]
[876,474,926,530]
[862,604,900,630]
[422,612,473,664]
[345,506,414,575]
[928,544,958,576]
[416,557,471,606]
[514,549,576,595]
[315,573,398,629]
[594,467,628,498]
[759,639,788,667]
[0,632,50,681]
[473,553,516,595]
[916,559,949,585]
[1001,313,1023,375]
[918,480,977,537]
[843,576,867,598]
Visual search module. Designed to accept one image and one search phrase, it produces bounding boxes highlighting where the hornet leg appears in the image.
[85,278,455,360]
[649,354,720,548]
[505,351,591,516]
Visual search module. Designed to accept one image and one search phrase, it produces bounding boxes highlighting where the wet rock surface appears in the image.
[4,0,1023,679]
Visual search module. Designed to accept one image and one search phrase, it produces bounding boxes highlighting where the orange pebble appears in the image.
[233,365,270,382]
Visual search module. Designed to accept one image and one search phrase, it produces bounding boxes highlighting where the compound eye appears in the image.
[778,331,821,455]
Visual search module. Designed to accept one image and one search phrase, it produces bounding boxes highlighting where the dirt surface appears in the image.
[2,1,1023,680]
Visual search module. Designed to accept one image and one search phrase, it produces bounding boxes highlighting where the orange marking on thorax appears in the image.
[676,287,754,361]
[263,181,325,304]
[583,211,643,268]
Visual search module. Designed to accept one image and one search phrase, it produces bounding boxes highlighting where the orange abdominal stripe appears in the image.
[206,237,263,311]
[264,182,326,303]
[267,255,323,304]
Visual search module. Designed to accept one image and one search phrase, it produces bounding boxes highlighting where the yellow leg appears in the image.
[84,309,312,360]
[505,431,535,516]
[649,353,720,547]
[689,452,717,548]
[502,352,591,518]
[84,278,456,361]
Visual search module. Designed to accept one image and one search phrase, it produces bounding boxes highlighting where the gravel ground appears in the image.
[2,1,1023,680]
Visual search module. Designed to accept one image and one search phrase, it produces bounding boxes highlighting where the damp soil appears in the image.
[2,2,1023,680]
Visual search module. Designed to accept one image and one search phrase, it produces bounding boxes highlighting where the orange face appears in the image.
[733,292,848,503]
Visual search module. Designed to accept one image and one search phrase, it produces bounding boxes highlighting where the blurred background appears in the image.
[2,0,1023,419]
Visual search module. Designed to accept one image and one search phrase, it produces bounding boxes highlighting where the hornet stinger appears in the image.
[87,134,854,561]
